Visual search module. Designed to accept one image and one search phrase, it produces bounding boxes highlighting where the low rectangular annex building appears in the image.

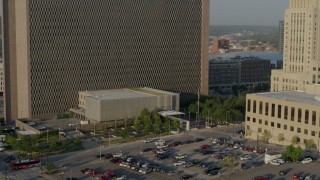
[246,91,320,149]
[74,88,179,122]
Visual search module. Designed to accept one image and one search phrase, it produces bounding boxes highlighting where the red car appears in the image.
[98,176,109,180]
[104,171,115,176]
[200,145,210,149]
[292,174,299,179]
[246,147,254,152]
[87,170,100,177]
[253,176,269,180]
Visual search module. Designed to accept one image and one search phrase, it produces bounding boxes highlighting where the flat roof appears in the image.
[83,89,151,100]
[16,130,37,135]
[255,91,320,106]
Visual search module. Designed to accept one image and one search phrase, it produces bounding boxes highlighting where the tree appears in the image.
[73,137,81,148]
[277,133,285,145]
[283,145,303,162]
[188,103,197,114]
[304,139,316,149]
[152,111,162,133]
[220,156,236,169]
[291,136,299,145]
[61,139,68,151]
[171,118,180,129]
[44,162,58,174]
[133,117,142,132]
[142,116,151,135]
[49,141,57,152]
[262,130,272,143]
[121,128,129,138]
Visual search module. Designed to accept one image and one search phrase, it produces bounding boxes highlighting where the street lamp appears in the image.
[225,111,230,125]
[47,129,49,142]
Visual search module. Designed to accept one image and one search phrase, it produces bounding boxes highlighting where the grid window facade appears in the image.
[23,0,208,116]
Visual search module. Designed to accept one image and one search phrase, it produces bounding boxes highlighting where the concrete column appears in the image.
[186,121,190,131]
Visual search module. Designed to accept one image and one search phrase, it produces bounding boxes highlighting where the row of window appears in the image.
[247,99,320,125]
[246,120,320,137]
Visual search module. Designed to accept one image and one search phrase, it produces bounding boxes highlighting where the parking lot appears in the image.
[2,126,320,180]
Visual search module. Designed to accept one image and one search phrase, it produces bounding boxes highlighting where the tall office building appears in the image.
[271,0,320,92]
[2,0,209,120]
[278,20,284,53]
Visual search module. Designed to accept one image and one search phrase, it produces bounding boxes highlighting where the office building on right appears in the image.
[246,0,320,150]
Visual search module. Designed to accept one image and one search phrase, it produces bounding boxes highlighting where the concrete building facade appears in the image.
[271,0,320,92]
[71,88,179,122]
[0,63,3,96]
[246,91,320,149]
[2,0,209,120]
[211,39,230,54]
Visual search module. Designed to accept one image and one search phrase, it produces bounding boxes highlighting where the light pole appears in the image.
[47,129,49,142]
[99,140,102,160]
[108,129,111,147]
[93,123,96,136]
[58,128,60,140]
[225,111,230,125]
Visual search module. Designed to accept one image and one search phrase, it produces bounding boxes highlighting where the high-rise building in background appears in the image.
[246,0,320,149]
[271,0,320,92]
[278,20,284,53]
[2,0,209,120]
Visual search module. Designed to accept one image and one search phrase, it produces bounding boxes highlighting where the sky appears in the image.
[210,0,290,26]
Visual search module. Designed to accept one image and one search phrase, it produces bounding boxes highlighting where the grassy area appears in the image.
[102,132,168,146]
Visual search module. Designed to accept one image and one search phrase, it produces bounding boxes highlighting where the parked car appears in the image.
[184,139,195,144]
[157,144,169,149]
[180,174,193,180]
[112,152,123,158]
[104,153,113,159]
[301,158,312,164]
[292,174,300,179]
[279,168,290,175]
[167,170,180,176]
[173,160,186,166]
[139,167,152,174]
[304,176,313,180]
[80,168,92,174]
[270,158,284,166]
[195,138,205,142]
[174,154,188,159]
[68,122,79,127]
[252,176,269,180]
[252,161,264,167]
[144,138,154,143]
[240,154,252,161]
[143,148,153,152]
[200,145,210,149]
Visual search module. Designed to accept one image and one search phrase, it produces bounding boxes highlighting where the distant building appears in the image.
[278,21,284,53]
[209,56,271,95]
[70,88,179,122]
[211,39,230,54]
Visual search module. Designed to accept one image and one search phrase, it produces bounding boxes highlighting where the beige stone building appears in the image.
[246,0,320,150]
[271,0,320,92]
[246,91,320,148]
[2,0,209,120]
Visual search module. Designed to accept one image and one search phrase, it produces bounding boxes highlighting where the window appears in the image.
[297,137,301,143]
[278,105,282,118]
[259,119,262,124]
[271,104,275,117]
[259,102,263,114]
[305,110,309,124]
[298,108,302,122]
[253,100,257,113]
[271,122,274,127]
[284,106,288,120]
[291,107,295,121]
[304,129,308,135]
[265,120,268,125]
[247,125,250,130]
[290,126,294,131]
[247,99,251,112]
[247,117,250,121]
[253,118,256,123]
[277,123,281,128]
[297,128,301,133]
[311,131,315,136]
[258,128,262,133]
[312,111,316,125]
[265,103,269,115]
[284,125,287,130]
